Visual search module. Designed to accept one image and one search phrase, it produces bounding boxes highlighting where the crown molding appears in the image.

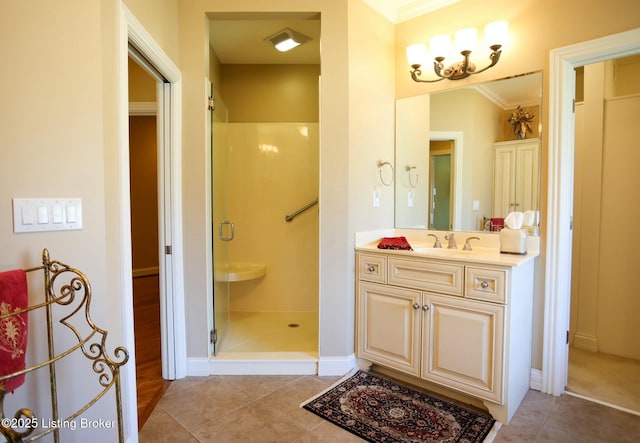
[362,0,459,24]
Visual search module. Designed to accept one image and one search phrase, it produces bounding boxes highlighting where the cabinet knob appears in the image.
[367,264,376,273]
[481,281,490,289]
[422,305,430,311]
[413,303,420,310]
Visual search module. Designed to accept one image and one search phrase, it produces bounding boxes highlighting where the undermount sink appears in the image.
[215,262,266,282]
[410,246,491,256]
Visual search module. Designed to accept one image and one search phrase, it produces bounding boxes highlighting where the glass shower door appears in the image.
[211,83,230,356]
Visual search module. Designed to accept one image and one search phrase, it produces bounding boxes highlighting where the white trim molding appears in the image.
[209,354,318,376]
[317,354,358,376]
[187,358,211,377]
[530,368,542,392]
[129,101,157,116]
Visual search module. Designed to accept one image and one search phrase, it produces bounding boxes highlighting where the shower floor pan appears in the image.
[210,311,318,375]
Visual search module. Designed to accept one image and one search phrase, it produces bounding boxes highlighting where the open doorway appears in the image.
[566,55,640,413]
[127,57,170,428]
[543,27,640,399]
[119,6,187,434]
[207,14,320,375]
[428,140,453,230]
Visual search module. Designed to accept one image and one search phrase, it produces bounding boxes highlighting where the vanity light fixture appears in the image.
[407,21,508,83]
[266,28,312,52]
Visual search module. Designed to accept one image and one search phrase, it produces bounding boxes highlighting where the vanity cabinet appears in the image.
[356,251,535,424]
[493,139,540,218]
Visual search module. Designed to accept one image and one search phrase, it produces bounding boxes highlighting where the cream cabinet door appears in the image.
[493,139,540,218]
[514,141,540,214]
[422,293,505,404]
[493,145,517,218]
[357,282,422,376]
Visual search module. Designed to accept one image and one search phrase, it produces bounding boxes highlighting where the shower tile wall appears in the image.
[227,123,319,313]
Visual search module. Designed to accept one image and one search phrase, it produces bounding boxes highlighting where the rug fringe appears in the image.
[299,368,361,408]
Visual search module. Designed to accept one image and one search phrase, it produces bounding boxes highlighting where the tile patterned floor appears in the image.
[139,372,640,442]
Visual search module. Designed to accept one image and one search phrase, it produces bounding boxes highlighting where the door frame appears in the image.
[118,3,186,433]
[542,28,640,396]
[429,131,463,231]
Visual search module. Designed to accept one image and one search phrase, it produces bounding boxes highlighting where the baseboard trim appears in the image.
[209,352,318,375]
[317,354,357,376]
[186,357,211,377]
[530,368,542,391]
[573,333,599,352]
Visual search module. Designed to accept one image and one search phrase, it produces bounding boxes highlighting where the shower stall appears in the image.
[210,84,319,374]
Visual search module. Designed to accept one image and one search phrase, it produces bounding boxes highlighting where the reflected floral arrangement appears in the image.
[508,106,535,139]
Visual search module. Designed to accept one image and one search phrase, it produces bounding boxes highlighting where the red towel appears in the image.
[0,269,28,393]
[377,236,413,251]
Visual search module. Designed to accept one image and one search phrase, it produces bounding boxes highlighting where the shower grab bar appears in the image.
[285,198,318,222]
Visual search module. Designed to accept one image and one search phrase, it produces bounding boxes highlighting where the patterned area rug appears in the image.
[301,370,496,442]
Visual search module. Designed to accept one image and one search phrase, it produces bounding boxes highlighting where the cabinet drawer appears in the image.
[466,267,507,303]
[358,253,387,283]
[388,258,463,296]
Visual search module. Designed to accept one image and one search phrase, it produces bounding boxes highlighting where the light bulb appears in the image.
[430,35,452,59]
[485,21,508,47]
[406,44,428,66]
[454,28,477,53]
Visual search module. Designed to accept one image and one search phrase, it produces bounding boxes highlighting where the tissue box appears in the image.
[500,228,527,255]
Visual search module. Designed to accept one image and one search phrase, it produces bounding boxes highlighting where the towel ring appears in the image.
[377,160,394,186]
[406,165,418,188]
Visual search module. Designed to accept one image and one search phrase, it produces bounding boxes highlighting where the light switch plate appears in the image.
[12,198,83,233]
[372,189,380,208]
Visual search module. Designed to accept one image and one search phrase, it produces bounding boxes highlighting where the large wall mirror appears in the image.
[395,72,542,232]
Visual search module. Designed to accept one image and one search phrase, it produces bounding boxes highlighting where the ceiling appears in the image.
[209,16,320,65]
[208,2,540,110]
[361,0,460,23]
[208,1,452,65]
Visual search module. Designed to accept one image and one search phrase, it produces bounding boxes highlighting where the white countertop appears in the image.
[355,229,539,267]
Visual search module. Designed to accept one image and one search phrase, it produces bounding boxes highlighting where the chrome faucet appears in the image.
[463,236,480,251]
[444,233,457,249]
[427,233,442,248]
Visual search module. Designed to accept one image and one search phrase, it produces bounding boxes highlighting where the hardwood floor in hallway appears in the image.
[133,275,171,430]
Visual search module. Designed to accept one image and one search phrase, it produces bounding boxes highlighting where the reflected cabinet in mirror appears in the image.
[395,72,542,232]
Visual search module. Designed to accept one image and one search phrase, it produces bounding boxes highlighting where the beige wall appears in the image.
[128,57,157,101]
[221,64,320,122]
[129,116,159,271]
